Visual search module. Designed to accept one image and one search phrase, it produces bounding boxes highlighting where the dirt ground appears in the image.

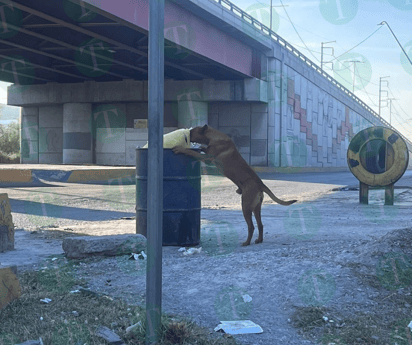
[6,174,412,345]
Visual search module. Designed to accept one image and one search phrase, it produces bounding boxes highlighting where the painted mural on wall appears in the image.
[282,74,373,168]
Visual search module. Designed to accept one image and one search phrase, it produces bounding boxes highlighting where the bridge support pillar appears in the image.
[63,103,93,164]
[20,107,39,164]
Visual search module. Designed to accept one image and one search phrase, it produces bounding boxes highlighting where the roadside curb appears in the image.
[0,167,135,185]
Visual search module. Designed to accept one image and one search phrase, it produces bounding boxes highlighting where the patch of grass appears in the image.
[0,256,236,345]
[291,287,412,345]
[290,306,326,333]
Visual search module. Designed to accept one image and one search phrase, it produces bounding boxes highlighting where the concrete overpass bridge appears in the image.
[2,0,411,167]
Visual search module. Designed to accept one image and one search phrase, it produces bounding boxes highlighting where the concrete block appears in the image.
[251,103,268,113]
[208,112,219,129]
[274,114,281,141]
[251,139,267,157]
[39,128,63,153]
[306,99,313,122]
[126,102,148,123]
[251,113,268,139]
[39,153,63,164]
[323,121,328,137]
[327,147,333,163]
[126,128,148,141]
[93,103,127,129]
[268,153,276,167]
[209,102,219,114]
[293,118,300,137]
[323,140,328,158]
[317,130,323,146]
[317,109,323,125]
[317,147,323,163]
[96,128,126,153]
[20,140,38,163]
[62,234,146,259]
[177,100,207,128]
[286,105,293,130]
[96,153,126,166]
[218,103,250,126]
[281,153,294,167]
[327,127,332,148]
[312,87,319,112]
[219,126,250,153]
[243,78,267,102]
[250,155,267,166]
[0,194,14,252]
[306,145,312,165]
[307,83,313,100]
[273,87,282,114]
[287,78,294,99]
[203,79,231,101]
[294,74,301,96]
[268,102,275,127]
[135,141,148,149]
[39,105,63,128]
[165,80,203,102]
[126,141,138,165]
[301,77,307,106]
[268,126,275,154]
[63,149,92,164]
[312,117,317,135]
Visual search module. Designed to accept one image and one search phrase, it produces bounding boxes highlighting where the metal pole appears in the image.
[146,0,164,344]
[379,77,381,119]
[379,76,390,119]
[379,21,412,67]
[321,42,323,70]
[388,98,398,126]
[320,41,335,71]
[270,0,272,31]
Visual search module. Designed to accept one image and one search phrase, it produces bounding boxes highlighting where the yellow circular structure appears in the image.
[347,126,409,186]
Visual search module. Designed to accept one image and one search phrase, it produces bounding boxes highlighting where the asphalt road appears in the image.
[2,169,412,231]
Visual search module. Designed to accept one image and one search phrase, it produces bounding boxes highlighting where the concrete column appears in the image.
[63,103,92,164]
[20,107,39,164]
[39,105,63,164]
[177,100,208,128]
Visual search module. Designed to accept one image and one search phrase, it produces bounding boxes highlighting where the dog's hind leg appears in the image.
[253,198,264,244]
[241,194,254,246]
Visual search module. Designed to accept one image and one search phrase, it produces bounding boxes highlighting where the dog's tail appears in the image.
[261,184,297,206]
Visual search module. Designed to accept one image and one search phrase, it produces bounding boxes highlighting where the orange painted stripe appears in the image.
[0,169,32,182]
[67,169,135,182]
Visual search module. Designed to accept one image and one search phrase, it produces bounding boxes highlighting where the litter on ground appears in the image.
[214,320,263,335]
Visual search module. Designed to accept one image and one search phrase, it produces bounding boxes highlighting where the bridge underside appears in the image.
[1,0,259,86]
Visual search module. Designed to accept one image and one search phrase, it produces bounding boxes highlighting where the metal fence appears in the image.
[210,0,412,149]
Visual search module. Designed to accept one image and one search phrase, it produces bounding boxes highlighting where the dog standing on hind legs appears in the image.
[172,124,297,246]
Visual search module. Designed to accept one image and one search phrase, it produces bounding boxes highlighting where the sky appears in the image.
[0,0,411,139]
[232,0,412,141]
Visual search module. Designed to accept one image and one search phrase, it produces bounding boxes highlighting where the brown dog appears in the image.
[172,124,297,246]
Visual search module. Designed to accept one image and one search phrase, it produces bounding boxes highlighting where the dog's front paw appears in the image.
[255,238,263,244]
[241,241,250,246]
[172,146,187,155]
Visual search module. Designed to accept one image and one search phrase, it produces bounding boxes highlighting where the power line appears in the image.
[278,0,321,63]
[329,26,383,63]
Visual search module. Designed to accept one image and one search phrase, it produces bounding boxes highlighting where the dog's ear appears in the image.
[200,124,208,133]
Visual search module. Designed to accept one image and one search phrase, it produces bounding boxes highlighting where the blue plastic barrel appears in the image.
[135,148,201,246]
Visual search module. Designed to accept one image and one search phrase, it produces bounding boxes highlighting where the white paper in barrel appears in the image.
[143,128,191,148]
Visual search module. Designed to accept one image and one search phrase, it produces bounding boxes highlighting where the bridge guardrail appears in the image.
[211,0,412,150]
